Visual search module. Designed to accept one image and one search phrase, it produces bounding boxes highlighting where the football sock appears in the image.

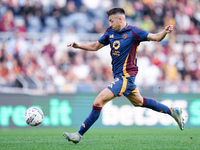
[78,105,102,136]
[142,97,171,115]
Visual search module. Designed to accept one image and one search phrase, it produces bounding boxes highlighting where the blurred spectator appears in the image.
[163,58,178,81]
[18,0,33,26]
[6,31,28,59]
[67,48,77,64]
[141,15,155,32]
[72,52,91,82]
[91,19,105,33]
[175,6,191,33]
[123,1,135,18]
[0,43,6,63]
[163,11,176,28]
[191,56,200,80]
[32,1,45,26]
[186,21,199,35]
[62,0,77,16]
[133,1,145,19]
[0,43,7,84]
[176,52,185,80]
[41,38,56,61]
[0,9,14,31]
[151,2,164,28]
[151,48,166,68]
[50,2,62,26]
[184,0,195,17]
[145,60,161,87]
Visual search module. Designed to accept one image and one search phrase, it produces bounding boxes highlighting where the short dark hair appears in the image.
[106,7,125,17]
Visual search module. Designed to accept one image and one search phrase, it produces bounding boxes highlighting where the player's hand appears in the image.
[165,25,173,33]
[67,42,79,48]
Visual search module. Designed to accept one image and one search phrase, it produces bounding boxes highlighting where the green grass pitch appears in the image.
[0,127,199,150]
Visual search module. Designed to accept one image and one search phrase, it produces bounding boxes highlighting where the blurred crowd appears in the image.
[0,0,200,93]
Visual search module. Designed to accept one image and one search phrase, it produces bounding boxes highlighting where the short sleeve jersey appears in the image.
[98,24,149,77]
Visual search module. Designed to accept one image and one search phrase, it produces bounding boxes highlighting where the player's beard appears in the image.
[113,25,120,31]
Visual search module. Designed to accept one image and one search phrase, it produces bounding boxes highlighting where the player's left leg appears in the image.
[78,88,115,136]
[126,91,184,130]
[127,91,172,114]
[63,88,116,144]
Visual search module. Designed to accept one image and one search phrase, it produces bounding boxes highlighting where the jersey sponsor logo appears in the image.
[112,50,120,56]
[109,34,114,38]
[113,40,120,50]
[123,33,128,39]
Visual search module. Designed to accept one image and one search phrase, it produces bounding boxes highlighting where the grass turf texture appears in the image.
[0,128,199,150]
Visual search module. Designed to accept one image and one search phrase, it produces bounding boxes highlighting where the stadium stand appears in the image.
[0,0,200,94]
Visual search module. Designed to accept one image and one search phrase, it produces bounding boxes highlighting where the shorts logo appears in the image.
[108,78,119,88]
[123,33,128,39]
[113,40,120,50]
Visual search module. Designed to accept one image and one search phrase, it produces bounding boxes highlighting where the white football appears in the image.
[24,107,44,126]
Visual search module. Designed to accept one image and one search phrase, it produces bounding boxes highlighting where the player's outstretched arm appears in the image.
[67,41,105,51]
[147,25,173,42]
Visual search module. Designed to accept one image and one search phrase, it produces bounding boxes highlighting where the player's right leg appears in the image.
[126,92,185,130]
[63,88,115,144]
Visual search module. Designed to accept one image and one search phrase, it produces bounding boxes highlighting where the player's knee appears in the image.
[134,98,143,107]
[93,101,102,107]
[93,97,104,107]
[134,101,143,107]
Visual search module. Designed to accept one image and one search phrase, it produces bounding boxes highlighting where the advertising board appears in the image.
[0,93,199,128]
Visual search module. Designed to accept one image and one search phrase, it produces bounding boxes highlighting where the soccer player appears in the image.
[63,7,185,144]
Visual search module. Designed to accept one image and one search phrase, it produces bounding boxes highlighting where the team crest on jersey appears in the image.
[113,40,120,50]
[109,34,114,38]
[123,33,128,39]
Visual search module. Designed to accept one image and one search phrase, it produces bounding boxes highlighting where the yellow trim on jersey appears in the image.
[119,76,127,95]
[134,46,139,63]
[123,54,131,77]
[132,87,139,93]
